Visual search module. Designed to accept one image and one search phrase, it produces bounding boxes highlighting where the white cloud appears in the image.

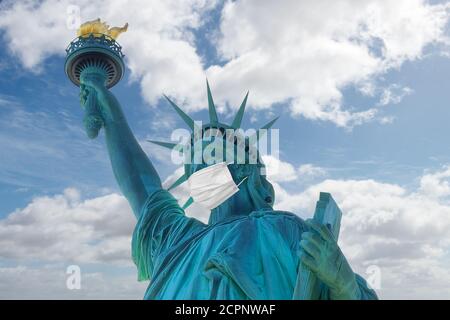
[0,188,135,265]
[0,0,448,127]
[0,264,147,299]
[207,0,449,127]
[379,116,395,125]
[0,187,149,298]
[261,157,327,183]
[298,164,327,179]
[419,165,450,199]
[379,84,413,106]
[262,155,298,182]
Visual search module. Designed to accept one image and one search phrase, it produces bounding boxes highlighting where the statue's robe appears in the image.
[132,190,377,299]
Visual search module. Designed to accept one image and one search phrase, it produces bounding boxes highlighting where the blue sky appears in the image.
[1,0,450,299]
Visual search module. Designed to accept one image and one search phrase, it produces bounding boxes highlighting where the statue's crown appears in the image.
[148,81,279,206]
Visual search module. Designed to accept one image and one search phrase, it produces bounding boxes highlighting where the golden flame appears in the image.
[77,18,128,40]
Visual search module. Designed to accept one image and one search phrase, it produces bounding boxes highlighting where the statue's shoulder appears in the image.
[241,209,308,247]
[248,209,307,230]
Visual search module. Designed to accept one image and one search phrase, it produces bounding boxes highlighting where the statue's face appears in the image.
[183,126,274,214]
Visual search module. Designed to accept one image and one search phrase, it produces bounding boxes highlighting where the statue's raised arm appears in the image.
[67,18,163,217]
[80,74,162,216]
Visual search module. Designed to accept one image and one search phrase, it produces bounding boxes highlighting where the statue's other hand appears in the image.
[299,219,361,299]
[79,73,108,139]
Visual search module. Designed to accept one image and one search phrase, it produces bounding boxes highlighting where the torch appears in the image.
[64,18,127,138]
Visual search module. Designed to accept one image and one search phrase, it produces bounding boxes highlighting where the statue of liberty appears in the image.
[69,20,377,300]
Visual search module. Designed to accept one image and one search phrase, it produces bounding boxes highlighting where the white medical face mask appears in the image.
[187,162,247,210]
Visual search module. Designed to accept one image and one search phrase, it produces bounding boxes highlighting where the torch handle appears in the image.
[83,89,103,139]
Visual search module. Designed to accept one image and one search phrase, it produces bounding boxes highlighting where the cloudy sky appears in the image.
[1,0,450,299]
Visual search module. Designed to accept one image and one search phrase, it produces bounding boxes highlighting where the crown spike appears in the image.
[147,139,182,153]
[163,94,195,130]
[231,91,249,129]
[167,173,188,191]
[261,116,279,130]
[147,139,176,149]
[206,80,219,124]
[249,116,280,143]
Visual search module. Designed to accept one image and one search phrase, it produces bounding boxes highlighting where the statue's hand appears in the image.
[299,219,361,299]
[79,73,109,139]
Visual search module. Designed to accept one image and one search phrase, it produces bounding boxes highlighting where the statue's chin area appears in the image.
[84,115,103,139]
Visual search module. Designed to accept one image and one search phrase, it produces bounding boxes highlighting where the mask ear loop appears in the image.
[237,176,248,188]
[225,161,248,188]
